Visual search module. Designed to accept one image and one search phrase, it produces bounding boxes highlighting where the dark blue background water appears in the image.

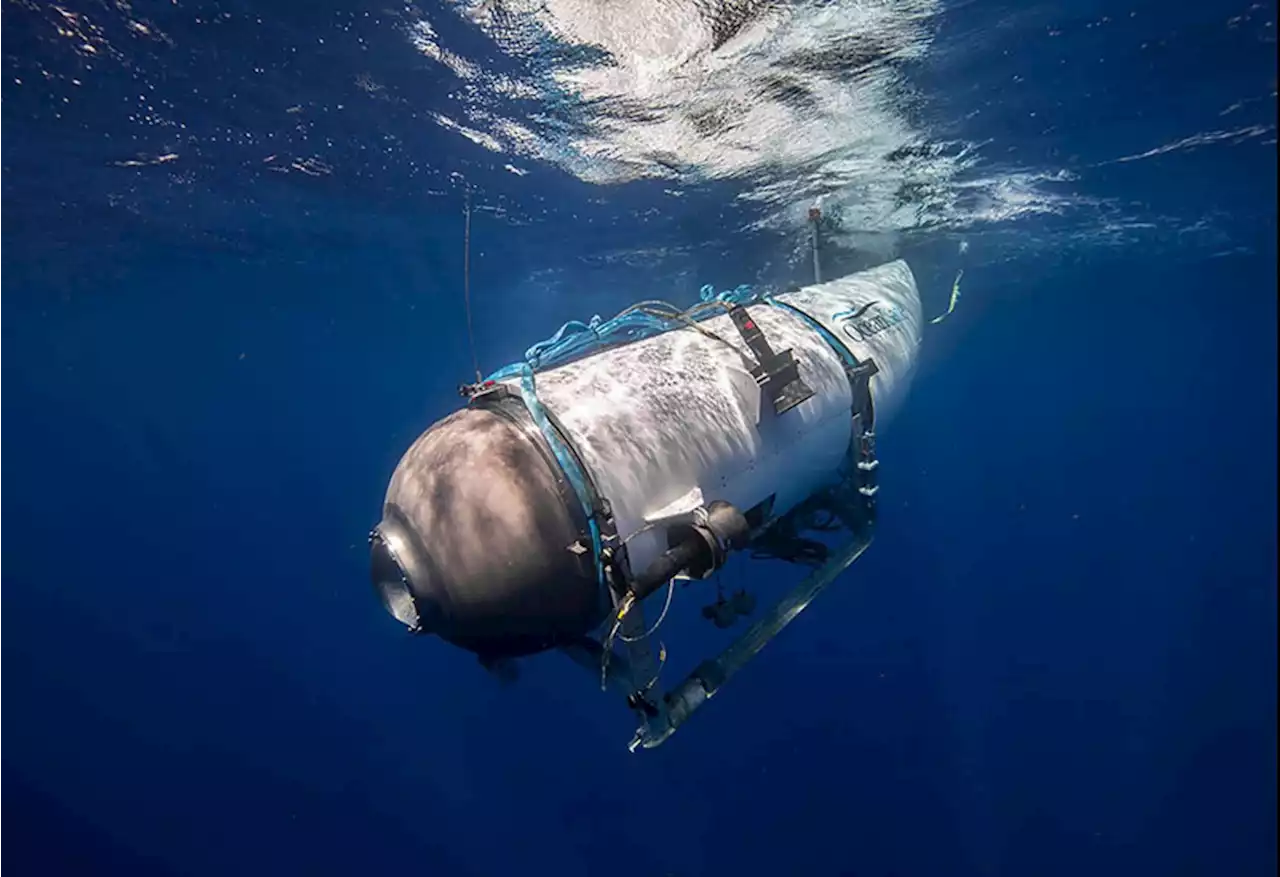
[3,2,1275,875]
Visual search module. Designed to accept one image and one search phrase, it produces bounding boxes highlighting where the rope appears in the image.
[618,577,675,642]
[483,282,762,383]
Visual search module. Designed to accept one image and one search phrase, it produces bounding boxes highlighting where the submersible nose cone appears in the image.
[370,404,607,657]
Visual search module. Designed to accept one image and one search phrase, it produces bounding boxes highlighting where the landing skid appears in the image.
[563,381,881,751]
[630,527,872,751]
[559,527,873,751]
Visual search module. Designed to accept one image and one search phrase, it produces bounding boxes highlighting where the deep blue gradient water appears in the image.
[2,2,1276,875]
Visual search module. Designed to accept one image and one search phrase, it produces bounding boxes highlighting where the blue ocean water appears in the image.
[1,1,1275,875]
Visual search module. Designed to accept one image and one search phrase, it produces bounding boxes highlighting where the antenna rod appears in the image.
[808,201,823,284]
[463,187,482,383]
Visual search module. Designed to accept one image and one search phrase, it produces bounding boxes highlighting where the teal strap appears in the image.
[515,364,608,598]
[486,285,862,603]
[763,297,875,488]
[764,296,861,374]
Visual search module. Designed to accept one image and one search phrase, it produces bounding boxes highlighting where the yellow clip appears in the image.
[617,592,635,620]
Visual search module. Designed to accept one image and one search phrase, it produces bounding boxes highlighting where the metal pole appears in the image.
[808,204,823,284]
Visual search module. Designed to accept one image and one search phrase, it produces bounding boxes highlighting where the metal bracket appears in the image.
[728,305,816,416]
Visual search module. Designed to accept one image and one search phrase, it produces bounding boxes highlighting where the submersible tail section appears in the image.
[370,260,923,749]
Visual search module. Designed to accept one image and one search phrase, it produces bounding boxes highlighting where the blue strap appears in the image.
[764,297,861,373]
[700,282,859,378]
[763,297,875,486]
[515,364,608,597]
[484,283,862,597]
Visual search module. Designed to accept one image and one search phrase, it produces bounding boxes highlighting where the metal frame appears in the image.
[563,408,881,751]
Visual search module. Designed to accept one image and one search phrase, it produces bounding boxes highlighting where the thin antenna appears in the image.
[808,200,823,284]
[463,187,482,383]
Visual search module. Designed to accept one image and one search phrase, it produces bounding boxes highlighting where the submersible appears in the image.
[369,250,923,750]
